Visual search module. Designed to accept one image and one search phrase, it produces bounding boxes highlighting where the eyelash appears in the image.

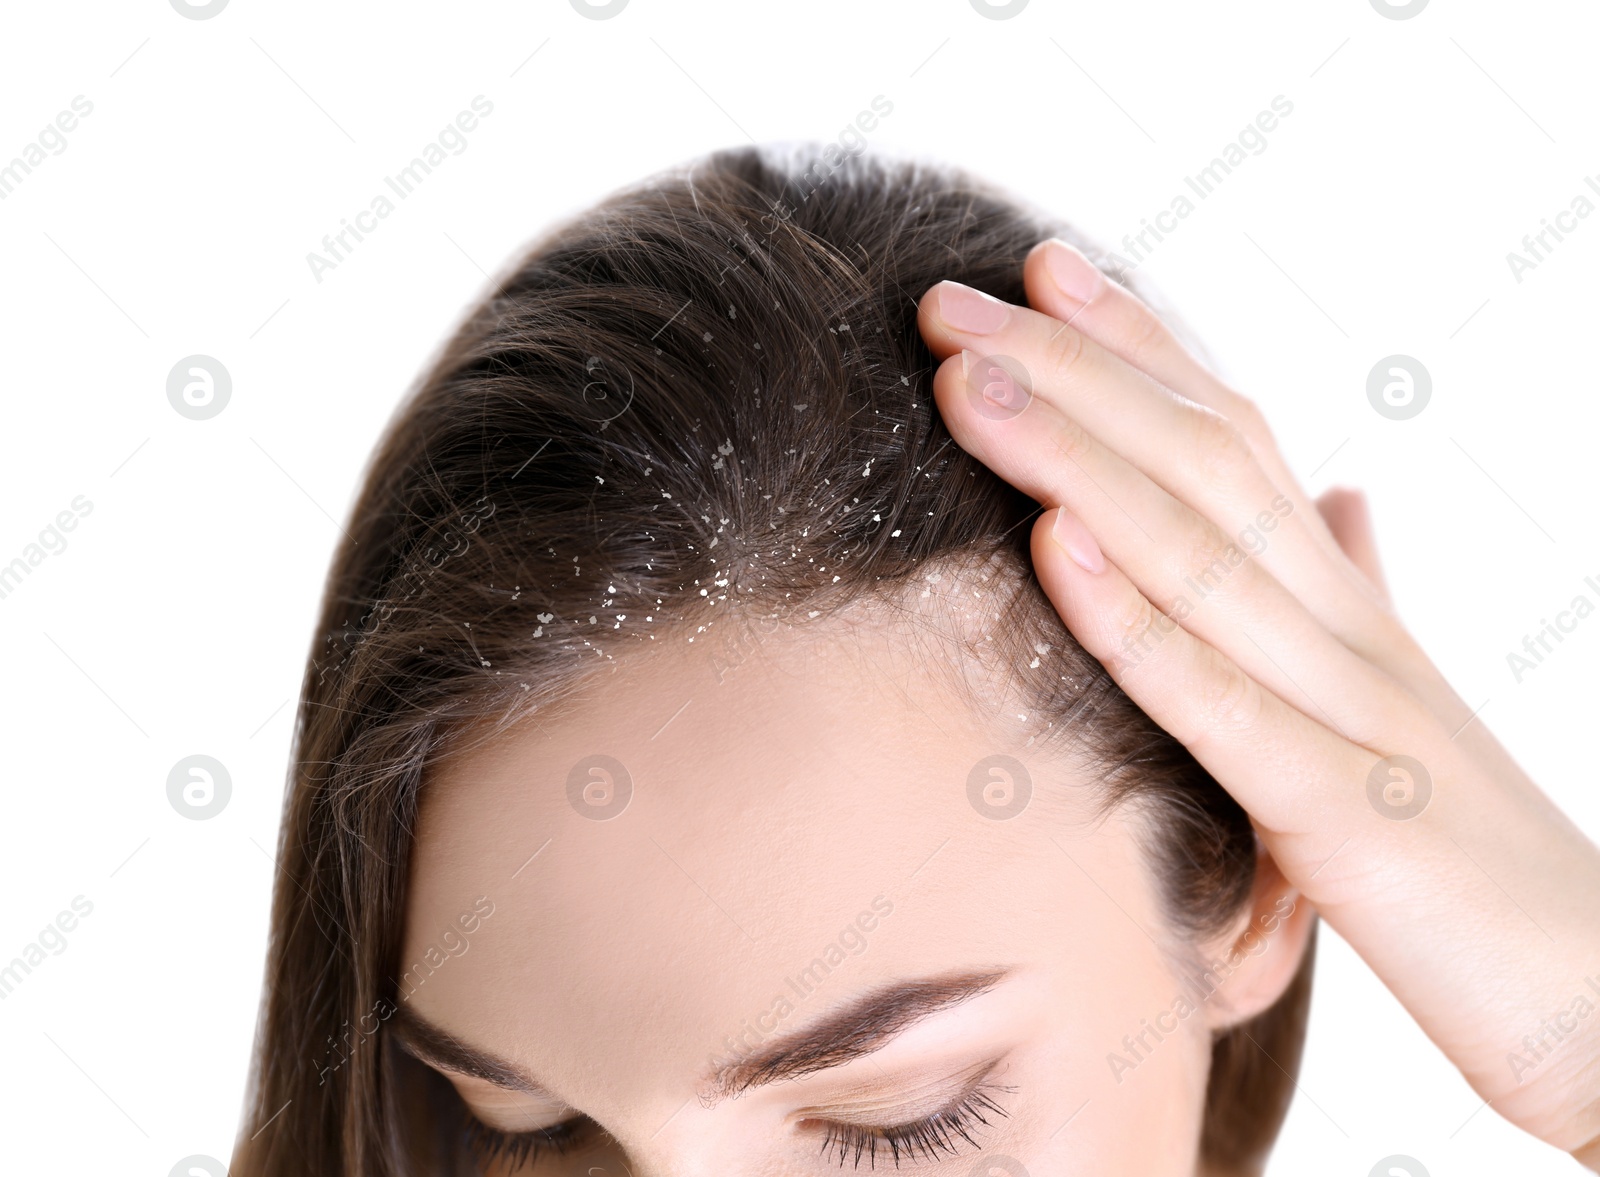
[816,1081,1015,1170]
[461,1112,596,1169]
[459,1082,1016,1171]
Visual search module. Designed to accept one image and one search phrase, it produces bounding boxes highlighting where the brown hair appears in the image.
[232,144,1313,1176]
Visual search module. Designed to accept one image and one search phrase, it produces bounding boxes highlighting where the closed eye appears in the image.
[456,1079,1015,1172]
[801,1074,1016,1169]
[460,1111,603,1170]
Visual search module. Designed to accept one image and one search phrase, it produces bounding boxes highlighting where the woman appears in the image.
[232,146,1600,1174]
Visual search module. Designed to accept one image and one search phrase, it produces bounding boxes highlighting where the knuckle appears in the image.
[1107,592,1172,675]
[1047,411,1096,468]
[1041,320,1088,383]
[1189,406,1254,485]
[1192,649,1264,738]
[1222,393,1270,441]
[1220,393,1283,462]
[1119,305,1170,369]
[1176,517,1243,590]
[1122,592,1161,644]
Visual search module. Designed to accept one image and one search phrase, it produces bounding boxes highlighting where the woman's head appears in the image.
[236,145,1315,1176]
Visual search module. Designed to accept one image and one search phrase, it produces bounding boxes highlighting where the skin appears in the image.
[914,239,1600,1169]
[400,603,1312,1175]
[399,238,1600,1173]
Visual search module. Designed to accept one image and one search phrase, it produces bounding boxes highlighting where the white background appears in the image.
[1,0,1596,1173]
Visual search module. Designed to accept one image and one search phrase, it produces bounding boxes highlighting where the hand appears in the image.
[916,239,1600,1169]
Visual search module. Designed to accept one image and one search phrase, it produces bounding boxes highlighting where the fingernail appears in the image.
[936,282,1011,334]
[1051,506,1104,573]
[1043,239,1105,307]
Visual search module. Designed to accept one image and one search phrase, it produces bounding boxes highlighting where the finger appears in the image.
[917,284,1404,659]
[927,348,1423,748]
[1034,504,1600,1123]
[1316,487,1391,605]
[1020,237,1336,547]
[1027,504,1407,855]
[915,282,1500,744]
[1015,243,1447,704]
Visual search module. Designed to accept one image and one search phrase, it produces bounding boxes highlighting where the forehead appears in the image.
[400,616,1159,1117]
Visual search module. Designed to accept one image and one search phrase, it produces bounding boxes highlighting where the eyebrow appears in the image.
[391,1003,555,1097]
[390,967,1010,1104]
[702,968,1010,1102]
